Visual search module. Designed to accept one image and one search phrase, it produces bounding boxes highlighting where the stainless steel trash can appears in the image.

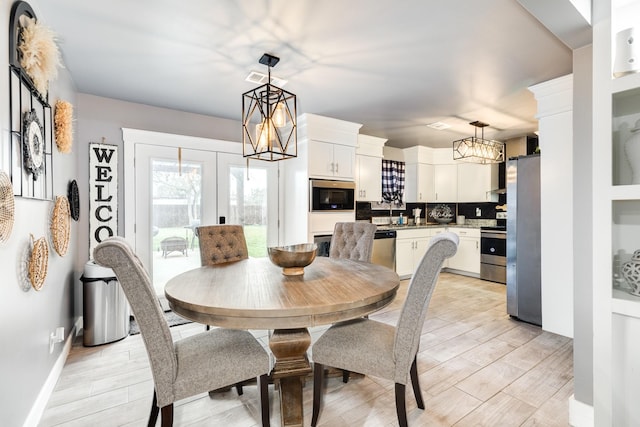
[82,261,130,346]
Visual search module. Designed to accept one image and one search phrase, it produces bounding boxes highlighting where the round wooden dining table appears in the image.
[164,256,400,427]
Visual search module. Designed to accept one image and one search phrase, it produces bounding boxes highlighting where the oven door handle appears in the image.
[481,232,506,239]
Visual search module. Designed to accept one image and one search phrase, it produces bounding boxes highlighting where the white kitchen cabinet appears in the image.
[308,140,355,180]
[356,154,382,201]
[446,227,480,275]
[405,163,434,202]
[355,134,386,201]
[281,114,362,244]
[395,228,432,277]
[433,164,457,202]
[457,163,497,202]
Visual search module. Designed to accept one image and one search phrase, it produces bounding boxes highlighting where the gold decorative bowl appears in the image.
[268,243,318,276]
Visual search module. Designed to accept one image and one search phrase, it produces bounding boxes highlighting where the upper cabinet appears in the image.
[433,164,458,202]
[403,146,499,203]
[405,163,434,202]
[308,140,355,180]
[403,146,435,202]
[298,114,362,181]
[457,163,498,203]
[355,135,387,202]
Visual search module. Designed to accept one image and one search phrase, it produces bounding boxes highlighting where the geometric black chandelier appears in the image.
[242,53,297,161]
[452,121,505,164]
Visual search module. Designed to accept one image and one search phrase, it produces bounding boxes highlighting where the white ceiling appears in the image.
[35,0,576,149]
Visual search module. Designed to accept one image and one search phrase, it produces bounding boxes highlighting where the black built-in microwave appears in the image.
[309,179,355,211]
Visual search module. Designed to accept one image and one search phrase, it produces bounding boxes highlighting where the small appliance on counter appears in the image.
[412,208,422,225]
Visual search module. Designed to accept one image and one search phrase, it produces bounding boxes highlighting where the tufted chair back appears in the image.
[329,222,377,262]
[196,225,249,266]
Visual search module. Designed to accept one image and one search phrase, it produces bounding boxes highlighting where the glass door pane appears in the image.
[135,144,217,295]
[151,158,204,292]
[217,153,279,257]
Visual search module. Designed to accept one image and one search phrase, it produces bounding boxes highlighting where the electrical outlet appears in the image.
[476,207,481,217]
[49,327,64,354]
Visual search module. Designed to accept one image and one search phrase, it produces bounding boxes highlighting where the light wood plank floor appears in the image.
[40,273,573,426]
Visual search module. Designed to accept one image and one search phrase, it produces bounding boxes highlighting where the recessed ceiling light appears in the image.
[426,122,451,130]
[245,71,288,87]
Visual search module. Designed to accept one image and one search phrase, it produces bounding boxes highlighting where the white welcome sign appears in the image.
[89,142,118,258]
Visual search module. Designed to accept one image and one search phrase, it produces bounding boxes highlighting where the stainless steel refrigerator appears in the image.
[506,154,541,326]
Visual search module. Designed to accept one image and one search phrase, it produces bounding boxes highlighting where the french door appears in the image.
[132,141,279,295]
[135,144,217,294]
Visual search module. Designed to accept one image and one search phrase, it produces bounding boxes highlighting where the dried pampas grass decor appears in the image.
[54,100,73,153]
[18,15,61,97]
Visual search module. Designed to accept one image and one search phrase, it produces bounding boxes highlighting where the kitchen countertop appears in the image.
[376,223,480,230]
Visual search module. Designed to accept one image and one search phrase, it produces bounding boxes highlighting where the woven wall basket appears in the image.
[51,195,70,256]
[0,171,15,243]
[29,235,49,291]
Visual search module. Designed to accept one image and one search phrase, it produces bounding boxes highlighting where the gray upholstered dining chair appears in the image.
[196,224,249,333]
[329,222,377,262]
[328,221,378,383]
[93,237,271,427]
[311,232,459,427]
[196,224,249,266]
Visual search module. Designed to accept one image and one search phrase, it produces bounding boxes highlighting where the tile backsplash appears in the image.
[356,201,500,224]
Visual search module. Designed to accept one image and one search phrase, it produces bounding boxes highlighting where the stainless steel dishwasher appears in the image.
[371,229,396,270]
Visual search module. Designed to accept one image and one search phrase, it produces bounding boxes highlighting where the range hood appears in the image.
[489,159,506,194]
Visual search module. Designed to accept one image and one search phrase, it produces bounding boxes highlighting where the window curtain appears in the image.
[381,160,405,204]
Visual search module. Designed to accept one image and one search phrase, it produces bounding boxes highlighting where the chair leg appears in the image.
[160,404,173,427]
[342,369,350,383]
[410,356,425,409]
[395,383,408,427]
[259,374,270,427]
[311,363,324,427]
[148,391,159,427]
[236,383,244,395]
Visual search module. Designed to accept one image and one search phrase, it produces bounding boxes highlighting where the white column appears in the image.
[529,74,574,338]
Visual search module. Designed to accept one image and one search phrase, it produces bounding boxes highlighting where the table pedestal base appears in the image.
[269,328,312,427]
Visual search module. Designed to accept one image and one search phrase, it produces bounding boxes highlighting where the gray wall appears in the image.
[572,45,593,406]
[0,1,78,424]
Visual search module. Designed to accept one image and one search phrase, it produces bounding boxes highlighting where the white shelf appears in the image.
[611,72,640,94]
[612,287,640,317]
[611,185,640,199]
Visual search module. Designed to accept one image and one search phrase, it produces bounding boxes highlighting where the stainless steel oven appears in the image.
[480,227,506,284]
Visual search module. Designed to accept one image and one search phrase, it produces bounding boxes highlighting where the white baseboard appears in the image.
[23,323,77,427]
[569,394,594,427]
[75,316,83,336]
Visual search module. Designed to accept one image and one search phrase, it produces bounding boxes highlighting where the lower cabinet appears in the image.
[396,236,430,277]
[395,227,480,278]
[446,227,480,275]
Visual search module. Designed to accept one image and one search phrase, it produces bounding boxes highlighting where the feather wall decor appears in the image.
[54,100,73,153]
[18,15,61,96]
